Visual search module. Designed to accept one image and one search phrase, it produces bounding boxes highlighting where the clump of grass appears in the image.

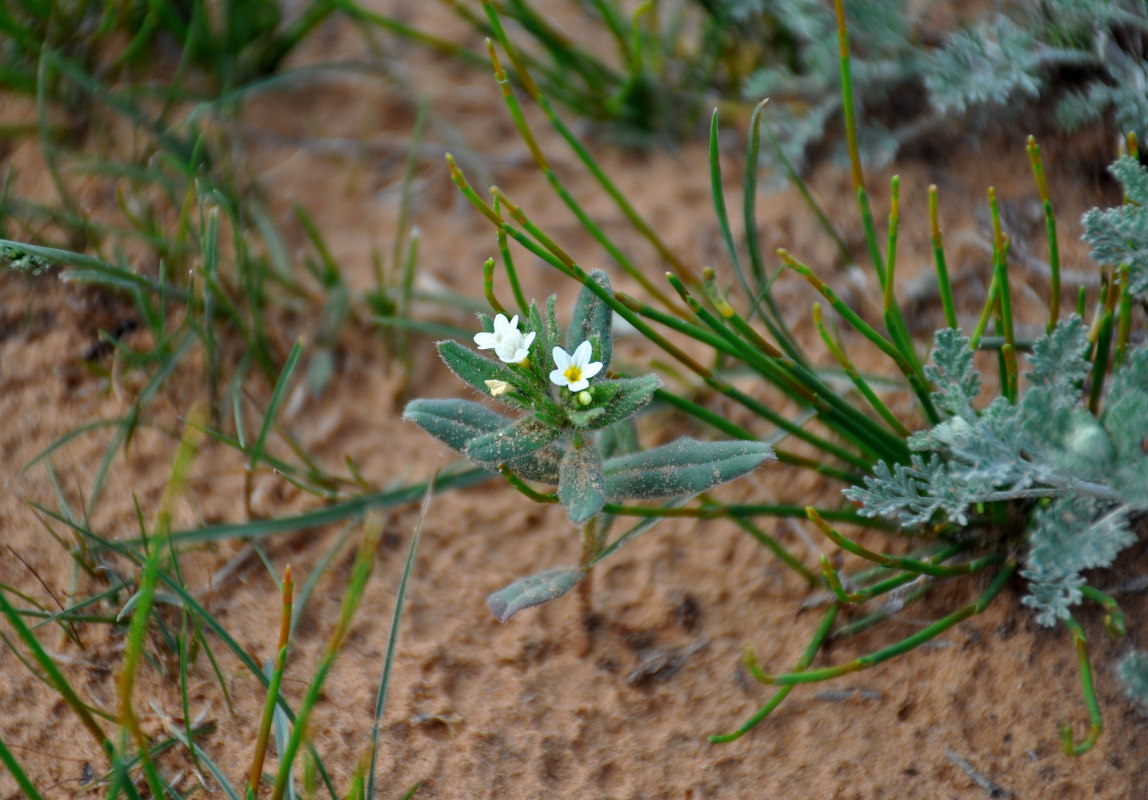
[0,4,495,795]
[1,411,438,797]
[419,0,1146,756]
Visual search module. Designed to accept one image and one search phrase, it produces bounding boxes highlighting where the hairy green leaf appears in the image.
[565,269,613,370]
[466,416,562,463]
[403,398,510,455]
[603,438,774,501]
[558,446,606,523]
[486,567,583,624]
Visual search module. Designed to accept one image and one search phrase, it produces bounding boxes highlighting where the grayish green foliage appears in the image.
[924,17,1043,115]
[559,446,607,523]
[1118,649,1148,713]
[566,270,614,370]
[465,417,562,463]
[408,273,768,539]
[486,567,583,624]
[403,398,560,482]
[744,0,1146,177]
[846,319,1144,626]
[1083,156,1148,295]
[603,438,775,501]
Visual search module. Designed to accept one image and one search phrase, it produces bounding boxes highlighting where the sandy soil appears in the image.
[1,2,1146,798]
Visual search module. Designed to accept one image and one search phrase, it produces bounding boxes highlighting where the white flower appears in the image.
[474,314,535,364]
[550,341,603,392]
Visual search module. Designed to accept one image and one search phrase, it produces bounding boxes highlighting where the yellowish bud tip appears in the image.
[484,379,513,397]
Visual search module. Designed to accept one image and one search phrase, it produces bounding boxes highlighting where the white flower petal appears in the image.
[474,331,498,349]
[572,340,593,364]
[581,360,603,381]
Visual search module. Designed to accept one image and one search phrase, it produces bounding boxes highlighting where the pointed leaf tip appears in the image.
[486,567,583,623]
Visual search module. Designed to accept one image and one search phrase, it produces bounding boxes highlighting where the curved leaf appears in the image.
[486,567,583,624]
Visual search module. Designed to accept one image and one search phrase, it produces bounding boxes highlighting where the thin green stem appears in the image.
[929,185,958,330]
[813,303,910,437]
[1079,585,1125,638]
[807,508,1002,578]
[710,604,839,742]
[763,561,1015,685]
[832,0,884,281]
[1060,616,1103,756]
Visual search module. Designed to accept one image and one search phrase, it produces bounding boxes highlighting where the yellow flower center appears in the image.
[564,365,583,383]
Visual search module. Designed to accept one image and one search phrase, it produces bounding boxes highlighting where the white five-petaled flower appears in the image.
[474,314,535,364]
[550,341,603,392]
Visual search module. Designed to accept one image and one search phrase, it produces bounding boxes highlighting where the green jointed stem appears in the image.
[782,250,937,423]
[1060,616,1103,756]
[831,579,934,639]
[485,39,682,312]
[1088,311,1114,415]
[710,603,839,742]
[813,304,910,437]
[822,555,865,603]
[1117,265,1133,365]
[763,560,1016,685]
[482,0,699,285]
[832,0,884,281]
[702,268,784,358]
[1026,137,1060,329]
[969,273,999,350]
[1079,585,1126,638]
[492,194,530,315]
[615,291,740,356]
[599,502,885,529]
[650,387,757,440]
[806,508,1004,578]
[882,176,922,378]
[929,185,958,329]
[988,188,1018,402]
[482,257,509,316]
[445,153,502,228]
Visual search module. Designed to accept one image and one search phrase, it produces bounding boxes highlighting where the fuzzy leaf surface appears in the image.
[465,416,562,463]
[486,567,583,624]
[437,340,535,404]
[603,438,774,501]
[558,446,606,523]
[926,328,979,418]
[571,375,660,431]
[565,270,613,370]
[403,398,510,455]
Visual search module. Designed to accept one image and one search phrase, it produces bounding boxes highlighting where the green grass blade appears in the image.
[250,339,304,473]
[0,735,45,800]
[0,588,110,753]
[366,479,433,799]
